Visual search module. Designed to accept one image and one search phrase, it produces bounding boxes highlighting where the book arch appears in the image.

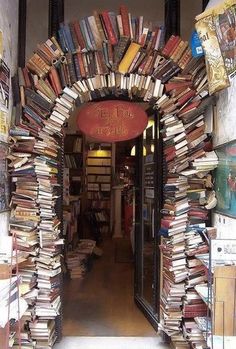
[9,6,217,348]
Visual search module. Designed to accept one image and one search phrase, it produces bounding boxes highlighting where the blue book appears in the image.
[84,17,97,51]
[79,19,94,51]
[63,23,76,53]
[159,227,168,237]
[102,42,111,69]
[9,128,30,136]
[58,27,67,53]
[24,106,44,126]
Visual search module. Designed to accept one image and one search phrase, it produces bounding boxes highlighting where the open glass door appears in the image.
[134,113,162,329]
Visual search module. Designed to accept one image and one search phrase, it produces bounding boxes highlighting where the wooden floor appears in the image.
[62,238,156,336]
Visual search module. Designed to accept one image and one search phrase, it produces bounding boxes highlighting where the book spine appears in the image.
[87,15,103,50]
[48,66,62,96]
[118,42,141,74]
[108,11,119,42]
[58,61,67,88]
[22,67,32,88]
[101,11,118,46]
[85,17,97,51]
[57,28,67,53]
[73,54,81,80]
[73,21,86,50]
[65,52,77,84]
[93,10,106,42]
[120,5,130,37]
[69,23,79,52]
[77,52,86,78]
[79,19,93,51]
[162,35,178,56]
[116,15,124,36]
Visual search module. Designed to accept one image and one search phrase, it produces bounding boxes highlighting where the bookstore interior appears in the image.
[2,0,236,348]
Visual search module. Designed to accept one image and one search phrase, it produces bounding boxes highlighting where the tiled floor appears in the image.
[54,336,170,349]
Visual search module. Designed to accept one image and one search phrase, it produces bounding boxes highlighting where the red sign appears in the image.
[76,100,148,142]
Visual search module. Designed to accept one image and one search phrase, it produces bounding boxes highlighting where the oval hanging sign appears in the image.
[76,100,148,142]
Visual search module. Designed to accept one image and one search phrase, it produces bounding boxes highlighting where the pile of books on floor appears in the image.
[66,240,96,279]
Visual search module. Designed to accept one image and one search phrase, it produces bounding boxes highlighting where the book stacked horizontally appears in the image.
[9,94,63,347]
[8,130,41,330]
[159,241,186,338]
[159,175,189,338]
[66,239,96,279]
[66,252,86,279]
[35,140,63,348]
[157,26,218,347]
[29,319,56,349]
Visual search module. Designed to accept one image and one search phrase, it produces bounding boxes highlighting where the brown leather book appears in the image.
[48,66,62,96]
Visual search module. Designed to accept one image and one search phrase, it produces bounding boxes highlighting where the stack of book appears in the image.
[8,131,41,329]
[66,251,86,279]
[9,98,63,348]
[29,319,56,349]
[158,30,217,348]
[66,240,96,279]
[159,240,187,338]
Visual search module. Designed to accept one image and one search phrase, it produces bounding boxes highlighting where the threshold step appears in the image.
[54,336,170,349]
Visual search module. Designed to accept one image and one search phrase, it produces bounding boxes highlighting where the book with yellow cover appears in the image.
[118,42,141,74]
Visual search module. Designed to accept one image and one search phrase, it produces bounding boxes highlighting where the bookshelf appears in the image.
[85,144,112,235]
[63,133,84,255]
[64,133,83,196]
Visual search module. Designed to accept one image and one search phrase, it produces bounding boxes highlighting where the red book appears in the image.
[22,67,32,88]
[178,100,201,116]
[48,67,62,96]
[168,37,181,57]
[73,21,86,50]
[101,11,118,45]
[76,52,86,78]
[165,81,193,93]
[151,27,159,50]
[162,35,179,57]
[120,5,130,37]
[177,89,196,107]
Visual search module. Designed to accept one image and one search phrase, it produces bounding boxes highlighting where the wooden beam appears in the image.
[48,0,64,38]
[165,0,180,41]
[18,0,27,67]
[202,0,209,11]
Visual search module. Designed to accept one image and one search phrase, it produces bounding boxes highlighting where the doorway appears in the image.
[54,132,168,348]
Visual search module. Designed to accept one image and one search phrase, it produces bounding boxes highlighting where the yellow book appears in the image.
[118,42,141,74]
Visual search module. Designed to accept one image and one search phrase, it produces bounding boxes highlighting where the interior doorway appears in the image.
[53,134,170,349]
